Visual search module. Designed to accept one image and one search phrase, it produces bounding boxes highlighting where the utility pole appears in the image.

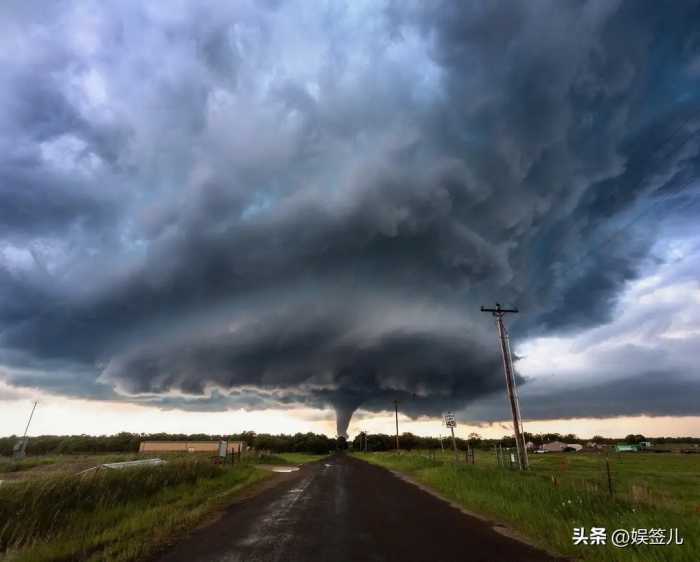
[394,399,400,450]
[358,431,368,453]
[450,426,458,462]
[23,401,38,440]
[480,304,529,471]
[14,401,38,459]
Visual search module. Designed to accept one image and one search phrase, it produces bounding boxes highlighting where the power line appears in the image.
[524,176,699,312]
[544,188,697,289]
[519,110,700,307]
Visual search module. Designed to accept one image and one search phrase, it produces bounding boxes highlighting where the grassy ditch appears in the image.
[354,451,699,562]
[0,458,270,562]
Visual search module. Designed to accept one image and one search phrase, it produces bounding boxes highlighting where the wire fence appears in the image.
[362,447,700,514]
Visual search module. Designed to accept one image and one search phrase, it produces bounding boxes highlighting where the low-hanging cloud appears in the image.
[1,1,699,435]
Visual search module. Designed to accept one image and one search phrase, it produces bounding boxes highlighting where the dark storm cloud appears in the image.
[0,153,116,238]
[461,371,700,422]
[527,373,700,419]
[1,0,699,433]
[99,305,502,434]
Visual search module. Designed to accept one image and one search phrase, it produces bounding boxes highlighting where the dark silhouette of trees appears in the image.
[3,430,697,458]
[0,431,335,456]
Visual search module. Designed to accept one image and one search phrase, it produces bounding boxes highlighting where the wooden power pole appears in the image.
[394,399,400,450]
[481,304,529,471]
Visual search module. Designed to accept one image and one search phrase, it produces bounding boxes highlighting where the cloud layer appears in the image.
[1,1,699,434]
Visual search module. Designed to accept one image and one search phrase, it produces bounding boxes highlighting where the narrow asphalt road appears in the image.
[154,454,564,562]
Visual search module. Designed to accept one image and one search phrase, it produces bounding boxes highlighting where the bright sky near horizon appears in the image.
[3,390,700,440]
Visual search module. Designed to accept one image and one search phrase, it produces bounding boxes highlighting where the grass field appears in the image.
[0,451,327,562]
[0,457,57,474]
[354,450,700,562]
[0,450,327,480]
[0,460,266,562]
[0,454,142,482]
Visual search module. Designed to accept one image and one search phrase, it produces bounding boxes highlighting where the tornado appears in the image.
[332,394,365,438]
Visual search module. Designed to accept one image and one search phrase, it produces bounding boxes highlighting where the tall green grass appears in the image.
[356,452,699,562]
[0,458,56,474]
[0,459,268,562]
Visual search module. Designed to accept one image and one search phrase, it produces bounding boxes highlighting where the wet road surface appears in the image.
[155,454,564,562]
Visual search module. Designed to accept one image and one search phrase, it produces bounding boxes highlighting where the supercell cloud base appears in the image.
[1,1,699,437]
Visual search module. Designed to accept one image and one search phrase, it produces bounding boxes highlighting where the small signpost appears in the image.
[444,413,458,462]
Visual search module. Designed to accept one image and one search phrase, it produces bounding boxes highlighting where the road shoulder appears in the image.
[388,468,569,560]
[352,454,570,562]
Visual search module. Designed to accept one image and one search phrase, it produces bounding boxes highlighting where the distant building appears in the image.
[139,441,245,454]
[615,444,639,452]
[540,441,568,452]
[538,441,582,453]
[615,441,653,453]
[540,441,566,453]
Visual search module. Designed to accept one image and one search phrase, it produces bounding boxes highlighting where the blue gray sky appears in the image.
[1,0,699,437]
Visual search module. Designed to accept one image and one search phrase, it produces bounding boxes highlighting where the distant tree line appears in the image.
[350,432,700,451]
[2,430,698,457]
[0,432,336,457]
[233,431,336,454]
[351,432,476,452]
[0,433,144,456]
